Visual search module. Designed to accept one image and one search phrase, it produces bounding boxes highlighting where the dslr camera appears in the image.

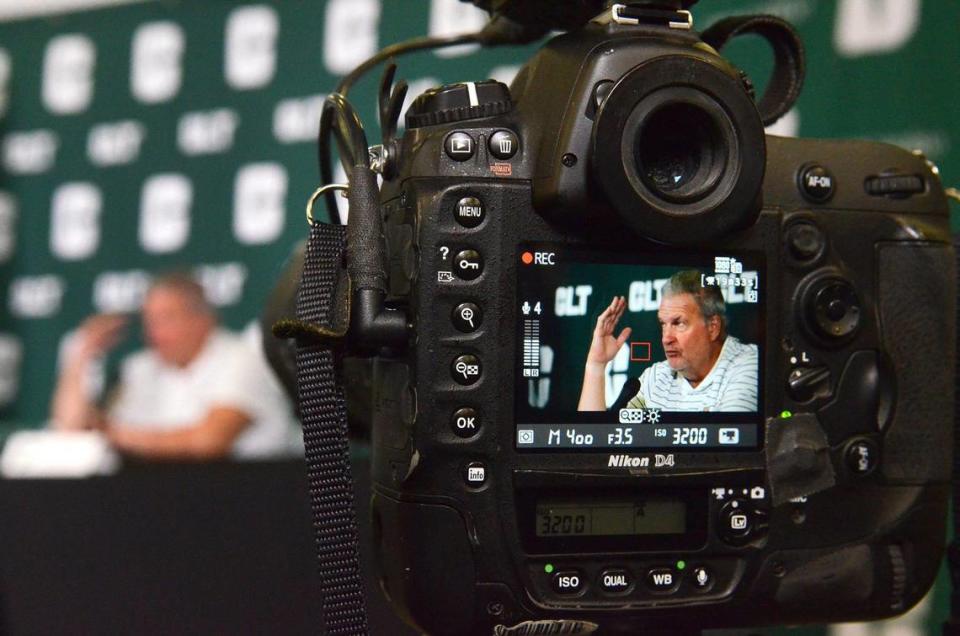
[291,1,956,634]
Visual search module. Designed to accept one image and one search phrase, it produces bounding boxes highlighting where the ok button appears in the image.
[451,407,481,438]
[452,354,482,385]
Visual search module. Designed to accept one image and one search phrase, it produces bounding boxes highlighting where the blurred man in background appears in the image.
[50,272,299,460]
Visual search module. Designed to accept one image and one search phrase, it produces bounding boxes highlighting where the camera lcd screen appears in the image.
[515,244,763,451]
[536,498,686,537]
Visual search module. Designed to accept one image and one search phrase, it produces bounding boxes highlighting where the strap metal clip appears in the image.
[611,4,693,30]
[306,183,349,225]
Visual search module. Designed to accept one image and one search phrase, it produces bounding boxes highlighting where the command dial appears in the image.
[405,80,512,129]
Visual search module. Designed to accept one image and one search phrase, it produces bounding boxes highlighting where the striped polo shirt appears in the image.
[625,336,758,412]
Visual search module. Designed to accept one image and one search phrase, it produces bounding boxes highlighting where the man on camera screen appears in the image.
[578,270,758,412]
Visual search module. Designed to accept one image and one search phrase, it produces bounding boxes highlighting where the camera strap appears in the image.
[701,15,805,126]
[943,234,960,636]
[277,220,369,636]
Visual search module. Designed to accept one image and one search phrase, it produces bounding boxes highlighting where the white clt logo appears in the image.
[0,334,22,406]
[273,94,326,143]
[131,21,184,104]
[429,0,487,57]
[834,0,921,57]
[3,130,58,175]
[225,5,279,89]
[93,270,152,313]
[0,48,11,119]
[43,34,96,114]
[50,182,102,260]
[9,275,65,319]
[194,263,248,307]
[177,109,239,155]
[139,174,192,254]
[233,162,288,245]
[87,120,146,167]
[0,192,16,263]
[324,0,381,74]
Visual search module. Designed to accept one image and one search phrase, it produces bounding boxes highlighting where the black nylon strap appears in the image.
[294,221,369,636]
[702,14,806,127]
[943,234,960,636]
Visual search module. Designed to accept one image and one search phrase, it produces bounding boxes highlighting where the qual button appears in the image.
[599,569,633,594]
[455,196,485,228]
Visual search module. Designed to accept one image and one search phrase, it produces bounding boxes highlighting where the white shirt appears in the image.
[626,336,758,412]
[109,329,300,459]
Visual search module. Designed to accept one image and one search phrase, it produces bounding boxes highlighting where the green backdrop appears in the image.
[0,1,957,633]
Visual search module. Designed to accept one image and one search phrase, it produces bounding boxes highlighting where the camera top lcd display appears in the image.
[515,244,764,451]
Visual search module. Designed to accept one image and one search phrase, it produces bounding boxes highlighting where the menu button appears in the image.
[455,197,485,228]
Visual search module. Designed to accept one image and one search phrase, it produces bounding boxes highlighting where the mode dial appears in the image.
[405,80,512,129]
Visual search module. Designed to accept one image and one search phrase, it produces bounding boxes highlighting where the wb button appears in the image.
[452,407,480,439]
[645,567,679,593]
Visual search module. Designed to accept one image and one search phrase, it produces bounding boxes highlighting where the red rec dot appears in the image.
[521,252,534,265]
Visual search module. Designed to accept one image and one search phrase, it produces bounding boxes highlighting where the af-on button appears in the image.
[798,164,835,203]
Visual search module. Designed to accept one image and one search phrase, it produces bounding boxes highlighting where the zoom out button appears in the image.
[451,354,482,385]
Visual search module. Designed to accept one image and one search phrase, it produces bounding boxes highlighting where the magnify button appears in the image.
[452,302,483,333]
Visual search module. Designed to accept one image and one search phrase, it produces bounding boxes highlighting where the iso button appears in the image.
[454,249,484,280]
[451,354,482,385]
[455,197,485,228]
[451,407,480,438]
[551,570,585,595]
